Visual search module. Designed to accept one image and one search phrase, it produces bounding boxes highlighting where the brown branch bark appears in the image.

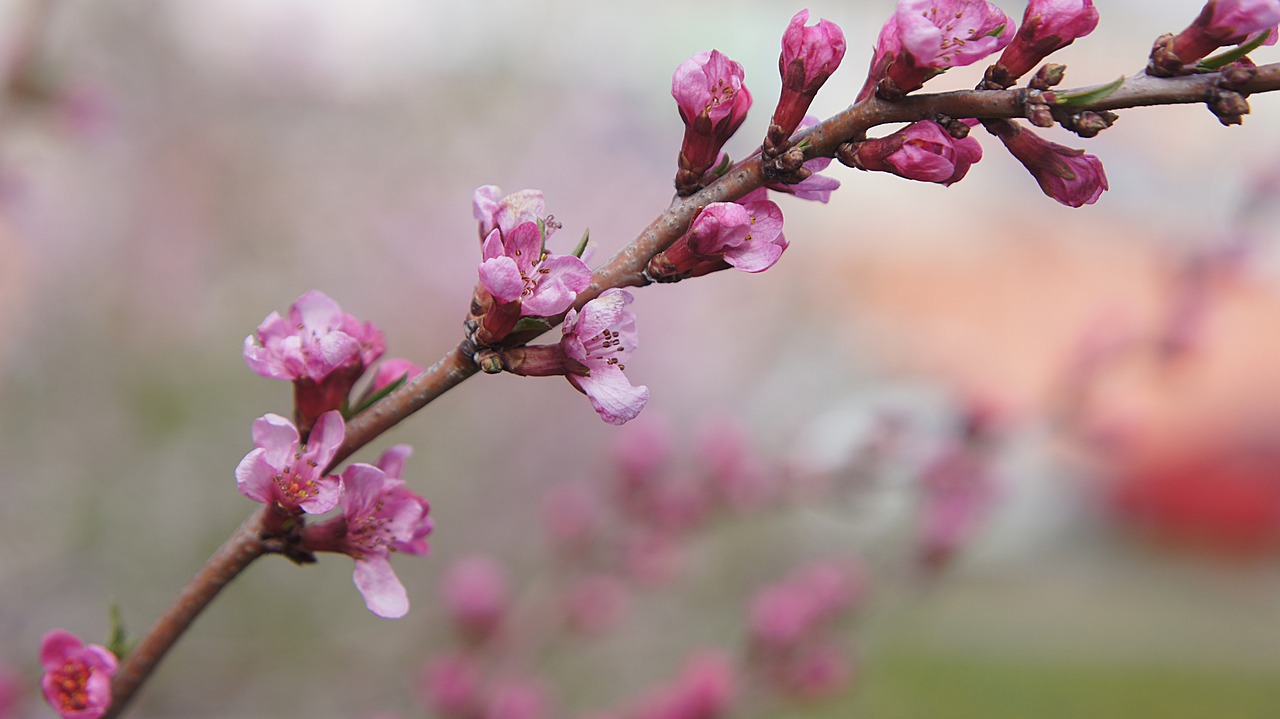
[104,60,1280,717]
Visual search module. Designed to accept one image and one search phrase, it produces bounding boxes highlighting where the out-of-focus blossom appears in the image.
[542,482,603,553]
[630,651,738,719]
[0,663,21,719]
[646,199,787,281]
[771,643,855,700]
[672,50,752,194]
[918,439,997,570]
[473,185,554,244]
[991,0,1099,85]
[420,652,484,719]
[842,119,983,186]
[371,358,423,392]
[234,410,344,514]
[766,10,846,157]
[562,574,630,634]
[442,556,510,643]
[698,418,776,511]
[484,677,553,719]
[243,290,385,432]
[985,119,1107,206]
[859,0,1014,101]
[1153,0,1280,73]
[302,462,432,618]
[39,630,117,719]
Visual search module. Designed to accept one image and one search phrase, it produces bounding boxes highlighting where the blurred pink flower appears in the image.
[542,482,603,553]
[442,556,510,642]
[303,462,432,618]
[632,651,737,719]
[39,630,117,719]
[483,676,553,719]
[420,652,484,719]
[562,574,630,634]
[698,418,775,512]
[234,410,344,514]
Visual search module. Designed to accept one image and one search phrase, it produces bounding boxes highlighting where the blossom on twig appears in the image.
[673,50,752,195]
[234,410,345,514]
[39,630,117,719]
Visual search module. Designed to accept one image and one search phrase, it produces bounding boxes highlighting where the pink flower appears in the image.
[987,120,1108,206]
[234,410,344,514]
[698,418,775,512]
[859,0,1014,101]
[473,185,553,244]
[0,664,21,719]
[483,677,553,719]
[845,119,983,186]
[420,652,484,719]
[542,482,603,553]
[762,117,843,202]
[767,11,846,157]
[672,50,752,194]
[918,441,996,570]
[442,556,510,642]
[562,574,630,634]
[303,461,432,618]
[748,560,862,650]
[371,358,423,392]
[646,200,787,281]
[39,630,117,719]
[475,220,592,342]
[561,289,649,425]
[631,651,737,719]
[1167,0,1280,66]
[243,290,385,432]
[993,0,1100,85]
[771,643,854,700]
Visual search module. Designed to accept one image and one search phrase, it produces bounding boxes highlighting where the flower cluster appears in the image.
[239,292,433,618]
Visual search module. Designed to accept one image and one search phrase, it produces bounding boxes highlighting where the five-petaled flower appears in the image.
[40,630,117,719]
[672,49,753,195]
[859,0,1014,101]
[302,448,432,618]
[235,410,345,514]
[243,290,385,434]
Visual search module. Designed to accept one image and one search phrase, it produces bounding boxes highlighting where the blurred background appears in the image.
[1,0,1279,716]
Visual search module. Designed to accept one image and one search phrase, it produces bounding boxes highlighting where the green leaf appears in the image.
[512,317,553,334]
[711,153,732,177]
[985,23,1007,39]
[572,228,590,259]
[107,602,132,659]
[1197,31,1271,71]
[1052,76,1124,107]
[350,376,406,416]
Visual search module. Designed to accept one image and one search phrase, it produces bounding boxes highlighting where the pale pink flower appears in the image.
[442,556,510,642]
[994,0,1100,84]
[561,289,649,425]
[859,0,1014,100]
[420,652,484,719]
[987,120,1107,206]
[1168,0,1280,65]
[646,200,787,281]
[234,410,344,514]
[479,221,592,318]
[672,50,752,193]
[303,461,432,618]
[847,119,983,186]
[473,185,553,244]
[39,630,117,719]
[767,10,846,156]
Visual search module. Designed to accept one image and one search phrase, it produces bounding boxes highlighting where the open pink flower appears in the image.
[303,461,432,618]
[479,221,591,318]
[562,289,649,425]
[1166,0,1280,66]
[987,120,1107,206]
[235,410,344,514]
[473,185,553,244]
[39,630,117,719]
[846,119,983,186]
[767,10,846,157]
[646,199,787,281]
[993,0,1100,85]
[672,50,752,194]
[859,0,1014,101]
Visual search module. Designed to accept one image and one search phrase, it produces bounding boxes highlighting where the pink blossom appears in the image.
[767,10,846,156]
[542,482,603,553]
[994,0,1100,84]
[39,630,117,719]
[646,200,787,281]
[631,651,737,719]
[859,0,1014,101]
[234,410,344,514]
[672,50,753,194]
[698,418,775,511]
[473,185,553,244]
[0,664,21,719]
[479,221,592,317]
[420,652,484,719]
[846,119,983,186]
[243,290,385,431]
[987,120,1107,206]
[562,574,630,634]
[1167,0,1280,66]
[302,462,432,618]
[918,441,996,570]
[561,289,649,425]
[771,643,854,700]
[483,677,553,719]
[442,556,510,642]
[748,560,862,649]
[371,358,423,392]
[772,157,842,202]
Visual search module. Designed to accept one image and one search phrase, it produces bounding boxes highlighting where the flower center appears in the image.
[275,454,322,503]
[53,659,91,711]
[584,328,628,371]
[348,499,394,557]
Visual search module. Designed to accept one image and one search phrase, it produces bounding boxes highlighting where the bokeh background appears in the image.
[2,0,1279,716]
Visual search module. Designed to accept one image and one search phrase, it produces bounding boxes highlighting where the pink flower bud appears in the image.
[1168,0,1280,66]
[986,120,1108,207]
[766,10,846,156]
[846,120,983,186]
[859,0,1014,101]
[672,50,752,194]
[39,630,117,719]
[646,199,787,281]
[993,0,1100,85]
[420,652,484,719]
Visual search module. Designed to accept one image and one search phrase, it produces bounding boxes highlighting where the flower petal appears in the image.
[354,556,410,618]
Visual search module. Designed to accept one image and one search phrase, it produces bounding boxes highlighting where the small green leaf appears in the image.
[512,317,553,334]
[711,153,732,177]
[985,23,1007,39]
[108,603,132,659]
[1197,31,1271,71]
[351,376,406,415]
[1052,76,1124,107]
[572,228,590,259]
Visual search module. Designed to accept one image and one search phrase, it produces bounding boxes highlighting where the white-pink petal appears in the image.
[354,556,410,618]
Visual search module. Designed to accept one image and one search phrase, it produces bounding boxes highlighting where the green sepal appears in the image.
[1052,76,1123,107]
[711,153,732,177]
[1197,31,1271,71]
[107,602,133,659]
[572,228,590,259]
[512,317,553,334]
[350,375,407,416]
